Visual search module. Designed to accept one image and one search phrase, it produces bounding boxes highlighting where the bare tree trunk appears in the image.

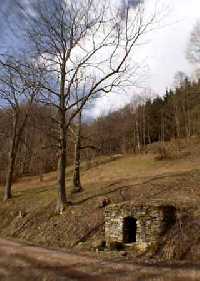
[187,105,191,137]
[72,111,83,193]
[160,114,165,144]
[142,105,146,147]
[182,89,191,138]
[159,109,165,144]
[147,125,151,145]
[135,110,141,153]
[4,113,18,201]
[174,105,180,138]
[4,151,17,201]
[4,108,33,201]
[57,111,67,212]
[56,60,67,213]
[182,104,190,138]
[4,140,17,200]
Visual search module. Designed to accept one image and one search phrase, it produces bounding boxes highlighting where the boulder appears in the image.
[97,197,111,208]
[109,241,124,251]
[92,239,106,251]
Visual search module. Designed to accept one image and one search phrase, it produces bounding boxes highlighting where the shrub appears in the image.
[154,142,181,161]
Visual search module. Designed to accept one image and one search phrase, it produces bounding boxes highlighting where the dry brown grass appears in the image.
[0,238,200,281]
[0,137,200,262]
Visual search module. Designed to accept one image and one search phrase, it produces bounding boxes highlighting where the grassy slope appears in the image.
[0,138,200,260]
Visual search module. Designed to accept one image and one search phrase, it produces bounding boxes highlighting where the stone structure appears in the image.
[105,201,176,250]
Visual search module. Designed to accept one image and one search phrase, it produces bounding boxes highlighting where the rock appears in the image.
[109,241,124,251]
[135,242,149,253]
[92,239,106,251]
[78,242,85,246]
[71,186,83,194]
[17,210,26,218]
[76,242,85,249]
[121,251,128,257]
[97,197,111,208]
[111,154,123,160]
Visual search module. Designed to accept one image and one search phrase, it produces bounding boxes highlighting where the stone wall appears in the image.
[105,201,176,248]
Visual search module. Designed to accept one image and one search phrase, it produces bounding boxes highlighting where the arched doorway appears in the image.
[123,217,137,243]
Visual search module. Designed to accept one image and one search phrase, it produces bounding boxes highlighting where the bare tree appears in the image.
[174,71,188,88]
[71,108,99,193]
[0,58,38,201]
[130,95,148,152]
[71,110,83,193]
[187,20,200,65]
[20,0,158,212]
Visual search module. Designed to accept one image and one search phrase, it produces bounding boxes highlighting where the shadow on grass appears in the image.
[0,253,110,281]
[12,186,57,201]
[2,253,200,281]
[72,168,200,206]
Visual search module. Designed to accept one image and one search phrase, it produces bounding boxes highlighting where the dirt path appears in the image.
[0,239,200,281]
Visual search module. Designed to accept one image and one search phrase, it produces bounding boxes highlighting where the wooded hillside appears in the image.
[1,77,200,184]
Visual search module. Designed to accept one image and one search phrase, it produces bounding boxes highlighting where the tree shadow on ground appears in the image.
[72,169,200,206]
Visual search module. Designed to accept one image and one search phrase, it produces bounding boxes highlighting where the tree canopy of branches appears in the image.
[187,20,200,65]
[14,0,157,212]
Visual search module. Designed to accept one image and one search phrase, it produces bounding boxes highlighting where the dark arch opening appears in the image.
[123,216,137,243]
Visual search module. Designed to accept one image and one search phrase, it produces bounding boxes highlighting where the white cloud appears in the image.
[90,0,200,117]
[145,0,200,93]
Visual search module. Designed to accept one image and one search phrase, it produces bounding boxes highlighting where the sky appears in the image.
[146,0,200,92]
[88,0,200,117]
[0,0,200,117]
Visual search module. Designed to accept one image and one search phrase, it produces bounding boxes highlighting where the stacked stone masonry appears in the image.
[105,201,176,248]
